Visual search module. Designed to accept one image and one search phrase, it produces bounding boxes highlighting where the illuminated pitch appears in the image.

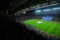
[24,19,60,38]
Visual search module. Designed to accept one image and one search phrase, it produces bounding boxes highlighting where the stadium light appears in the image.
[15,13,17,15]
[43,9,51,11]
[52,7,60,10]
[35,10,41,13]
[23,12,26,14]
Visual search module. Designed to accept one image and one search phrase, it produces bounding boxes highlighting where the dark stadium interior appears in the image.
[0,0,60,40]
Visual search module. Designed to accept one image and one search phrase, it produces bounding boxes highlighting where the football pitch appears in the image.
[24,19,60,38]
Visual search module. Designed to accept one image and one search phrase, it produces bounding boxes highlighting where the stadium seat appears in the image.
[42,15,53,21]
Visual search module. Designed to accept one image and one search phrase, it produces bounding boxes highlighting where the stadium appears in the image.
[0,0,60,40]
[15,0,60,40]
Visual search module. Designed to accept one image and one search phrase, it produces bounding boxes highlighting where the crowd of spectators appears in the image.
[0,13,60,40]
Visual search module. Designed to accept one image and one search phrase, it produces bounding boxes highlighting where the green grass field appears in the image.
[24,19,60,38]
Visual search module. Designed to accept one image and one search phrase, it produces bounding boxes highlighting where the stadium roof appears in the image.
[9,0,60,15]
[0,0,60,14]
